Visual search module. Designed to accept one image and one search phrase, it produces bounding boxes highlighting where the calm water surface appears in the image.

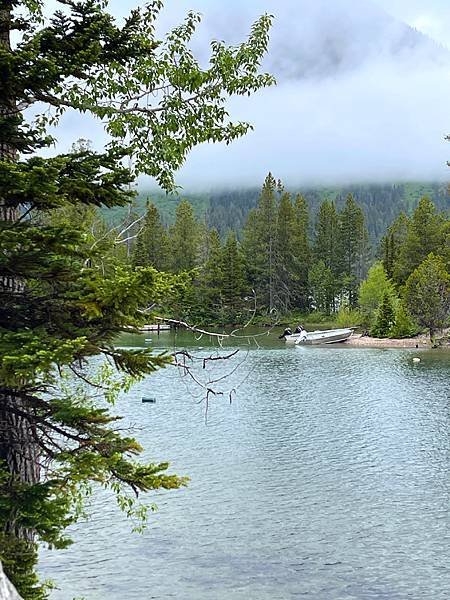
[40,332,450,599]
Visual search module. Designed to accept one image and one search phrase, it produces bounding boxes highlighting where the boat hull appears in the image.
[284,328,352,345]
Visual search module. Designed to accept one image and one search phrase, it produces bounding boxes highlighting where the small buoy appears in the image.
[142,397,156,403]
[412,357,421,363]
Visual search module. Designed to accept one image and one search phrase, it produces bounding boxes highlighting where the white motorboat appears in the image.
[282,328,353,345]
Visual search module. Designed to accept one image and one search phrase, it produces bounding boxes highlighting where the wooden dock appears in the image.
[139,323,171,332]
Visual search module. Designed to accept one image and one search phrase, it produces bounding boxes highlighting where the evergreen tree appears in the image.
[371,291,396,338]
[381,212,409,280]
[195,228,224,323]
[132,202,169,270]
[0,0,273,594]
[290,194,311,311]
[313,200,341,311]
[242,173,278,311]
[338,194,369,306]
[275,191,295,311]
[221,231,246,321]
[168,199,199,273]
[308,260,334,314]
[358,261,396,328]
[405,253,450,340]
[395,197,445,284]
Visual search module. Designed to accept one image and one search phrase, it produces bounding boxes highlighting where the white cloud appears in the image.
[36,0,450,188]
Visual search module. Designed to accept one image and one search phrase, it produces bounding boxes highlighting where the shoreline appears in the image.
[345,333,440,349]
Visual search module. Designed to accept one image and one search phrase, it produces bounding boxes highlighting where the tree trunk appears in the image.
[0,2,40,541]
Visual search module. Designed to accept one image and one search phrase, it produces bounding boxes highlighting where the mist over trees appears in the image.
[128,173,449,336]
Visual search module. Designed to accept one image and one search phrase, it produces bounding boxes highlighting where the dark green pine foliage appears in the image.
[275,191,295,312]
[395,197,445,284]
[132,202,169,270]
[308,260,334,314]
[221,231,246,322]
[290,194,311,311]
[0,0,274,596]
[195,228,224,323]
[405,253,450,340]
[242,173,278,312]
[381,212,409,280]
[338,194,370,307]
[313,200,341,312]
[371,290,396,337]
[168,199,200,273]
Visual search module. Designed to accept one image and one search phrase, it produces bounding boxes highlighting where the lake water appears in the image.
[40,331,450,599]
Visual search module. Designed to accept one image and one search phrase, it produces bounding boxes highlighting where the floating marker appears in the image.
[412,357,421,363]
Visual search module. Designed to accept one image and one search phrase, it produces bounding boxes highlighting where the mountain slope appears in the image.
[103,182,449,246]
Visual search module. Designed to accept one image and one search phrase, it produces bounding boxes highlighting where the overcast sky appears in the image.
[45,0,450,189]
[373,0,450,47]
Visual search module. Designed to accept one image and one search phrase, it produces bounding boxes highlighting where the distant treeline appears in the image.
[129,173,450,336]
[104,180,449,246]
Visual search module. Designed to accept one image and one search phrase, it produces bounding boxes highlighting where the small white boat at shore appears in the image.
[283,328,353,345]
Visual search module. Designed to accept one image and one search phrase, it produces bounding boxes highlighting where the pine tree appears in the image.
[371,291,396,338]
[275,191,295,311]
[381,212,409,280]
[195,228,224,323]
[395,197,445,284]
[221,231,246,321]
[242,173,278,311]
[290,194,311,311]
[405,253,450,340]
[313,200,341,311]
[338,194,370,307]
[308,260,334,314]
[132,202,169,270]
[0,1,274,594]
[168,199,199,273]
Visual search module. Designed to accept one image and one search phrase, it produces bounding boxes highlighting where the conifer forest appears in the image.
[0,1,449,599]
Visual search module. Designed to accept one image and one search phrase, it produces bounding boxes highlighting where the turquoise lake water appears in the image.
[40,331,450,599]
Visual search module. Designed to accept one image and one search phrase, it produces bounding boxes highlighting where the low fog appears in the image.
[47,0,450,188]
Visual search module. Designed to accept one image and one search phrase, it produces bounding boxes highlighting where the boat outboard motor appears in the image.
[279,327,292,339]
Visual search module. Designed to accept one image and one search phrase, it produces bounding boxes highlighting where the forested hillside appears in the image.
[128,175,450,335]
[105,181,449,245]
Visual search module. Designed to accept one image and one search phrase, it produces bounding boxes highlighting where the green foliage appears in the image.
[308,260,334,314]
[132,202,169,270]
[381,212,409,279]
[242,173,278,311]
[168,199,200,272]
[290,194,311,310]
[358,261,396,327]
[394,197,445,284]
[221,231,246,322]
[370,291,396,338]
[405,253,450,338]
[0,534,50,600]
[338,194,370,306]
[335,304,361,328]
[389,303,419,339]
[1,0,274,595]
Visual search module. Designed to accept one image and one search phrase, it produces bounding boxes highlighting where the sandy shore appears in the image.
[346,333,432,348]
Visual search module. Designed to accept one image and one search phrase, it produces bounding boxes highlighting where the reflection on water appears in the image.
[40,334,450,599]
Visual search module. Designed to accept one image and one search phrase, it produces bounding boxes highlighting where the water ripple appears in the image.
[40,347,450,599]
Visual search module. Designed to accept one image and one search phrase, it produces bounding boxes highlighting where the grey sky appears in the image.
[373,0,450,47]
[45,0,450,189]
